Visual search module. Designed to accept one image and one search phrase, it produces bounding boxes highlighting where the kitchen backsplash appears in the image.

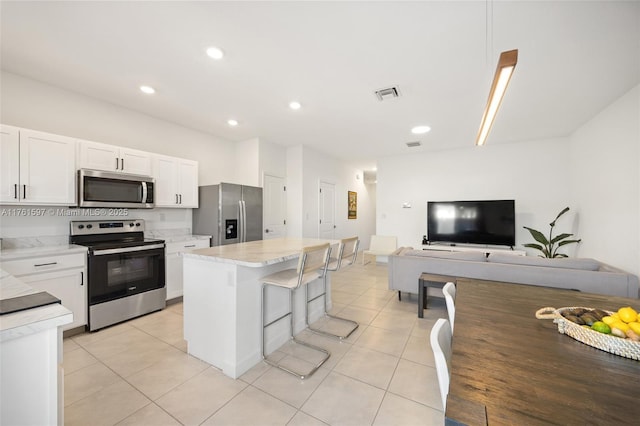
[0,206,192,242]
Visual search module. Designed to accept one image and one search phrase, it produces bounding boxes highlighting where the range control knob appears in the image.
[86,224,93,229]
[135,222,141,227]
[129,223,135,227]
[78,224,85,229]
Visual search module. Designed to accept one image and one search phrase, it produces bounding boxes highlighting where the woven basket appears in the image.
[535,306,640,361]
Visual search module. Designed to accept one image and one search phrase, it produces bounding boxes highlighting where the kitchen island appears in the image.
[0,269,73,425]
[183,238,337,379]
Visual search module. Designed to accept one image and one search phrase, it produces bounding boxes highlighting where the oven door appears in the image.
[88,244,165,305]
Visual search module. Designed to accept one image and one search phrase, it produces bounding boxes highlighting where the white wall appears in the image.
[0,71,239,238]
[0,71,236,186]
[570,85,640,276]
[377,85,640,276]
[259,138,287,184]
[377,138,572,251]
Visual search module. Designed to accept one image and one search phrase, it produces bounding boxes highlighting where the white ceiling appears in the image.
[1,1,639,171]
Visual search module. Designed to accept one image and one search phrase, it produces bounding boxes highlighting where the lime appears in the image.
[591,321,611,334]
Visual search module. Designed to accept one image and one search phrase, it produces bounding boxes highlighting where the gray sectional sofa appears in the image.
[388,247,640,298]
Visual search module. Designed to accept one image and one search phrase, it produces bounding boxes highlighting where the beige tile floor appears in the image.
[63,261,447,426]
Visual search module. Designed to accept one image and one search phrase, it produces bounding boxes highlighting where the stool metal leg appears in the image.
[306,272,359,340]
[261,283,330,380]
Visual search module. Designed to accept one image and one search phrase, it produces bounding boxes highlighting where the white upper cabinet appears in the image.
[78,140,152,176]
[1,125,76,205]
[152,154,199,208]
[0,125,20,203]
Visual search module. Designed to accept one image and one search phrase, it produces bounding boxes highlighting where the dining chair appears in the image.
[430,318,452,410]
[307,236,360,340]
[260,243,332,379]
[442,281,456,331]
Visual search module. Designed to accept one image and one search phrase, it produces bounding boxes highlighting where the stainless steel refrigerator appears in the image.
[192,183,263,246]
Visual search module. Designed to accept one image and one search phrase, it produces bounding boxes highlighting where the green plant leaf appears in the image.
[550,233,575,244]
[550,207,570,227]
[523,243,544,251]
[553,253,569,258]
[558,239,581,246]
[523,226,549,245]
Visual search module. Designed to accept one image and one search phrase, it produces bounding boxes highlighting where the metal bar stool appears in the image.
[306,236,360,340]
[261,243,332,379]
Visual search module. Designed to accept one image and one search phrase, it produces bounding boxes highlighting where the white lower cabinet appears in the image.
[2,252,87,331]
[165,239,210,300]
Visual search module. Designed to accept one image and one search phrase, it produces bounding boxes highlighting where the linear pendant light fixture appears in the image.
[475,49,518,146]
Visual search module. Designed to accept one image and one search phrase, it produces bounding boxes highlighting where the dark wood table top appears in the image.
[446,278,640,426]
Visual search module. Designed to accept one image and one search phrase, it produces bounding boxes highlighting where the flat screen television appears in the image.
[427,200,515,247]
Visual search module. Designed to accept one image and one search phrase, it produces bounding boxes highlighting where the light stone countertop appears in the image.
[0,244,88,261]
[0,269,73,342]
[184,237,338,267]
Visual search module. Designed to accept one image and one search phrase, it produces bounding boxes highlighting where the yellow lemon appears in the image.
[611,321,630,333]
[611,312,620,320]
[617,306,638,323]
[628,322,640,335]
[601,316,615,325]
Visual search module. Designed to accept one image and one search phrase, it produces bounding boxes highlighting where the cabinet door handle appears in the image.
[175,194,179,204]
[22,185,26,199]
[184,244,196,248]
[115,157,119,170]
[34,262,57,267]
[14,184,17,199]
[80,271,84,286]
[121,158,124,170]
[179,194,182,204]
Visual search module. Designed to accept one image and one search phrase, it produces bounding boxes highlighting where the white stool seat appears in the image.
[263,269,321,289]
[261,243,332,379]
[307,237,360,340]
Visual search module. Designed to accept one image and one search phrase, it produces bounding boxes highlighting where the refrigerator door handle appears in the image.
[238,200,244,242]
[241,200,247,242]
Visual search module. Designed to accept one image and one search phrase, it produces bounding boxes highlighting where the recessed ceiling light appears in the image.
[206,46,224,60]
[411,125,431,134]
[289,101,302,110]
[227,119,238,126]
[140,85,155,94]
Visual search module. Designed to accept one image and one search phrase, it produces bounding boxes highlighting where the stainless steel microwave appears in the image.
[78,169,155,208]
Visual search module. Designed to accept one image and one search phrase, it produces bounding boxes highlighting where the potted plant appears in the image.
[523,207,581,258]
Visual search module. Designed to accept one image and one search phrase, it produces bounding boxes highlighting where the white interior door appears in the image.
[263,174,286,239]
[319,181,336,239]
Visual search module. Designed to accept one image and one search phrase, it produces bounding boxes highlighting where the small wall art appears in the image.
[348,191,357,219]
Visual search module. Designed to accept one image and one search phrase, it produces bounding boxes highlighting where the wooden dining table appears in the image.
[446,278,640,426]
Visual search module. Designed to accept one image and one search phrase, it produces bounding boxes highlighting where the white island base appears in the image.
[183,238,335,379]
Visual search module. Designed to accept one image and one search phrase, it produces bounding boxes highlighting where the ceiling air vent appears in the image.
[406,141,422,148]
[374,86,400,101]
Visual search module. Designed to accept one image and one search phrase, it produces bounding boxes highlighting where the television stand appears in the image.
[421,244,526,257]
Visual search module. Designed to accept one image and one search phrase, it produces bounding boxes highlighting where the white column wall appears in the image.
[285,145,376,246]
[569,85,640,276]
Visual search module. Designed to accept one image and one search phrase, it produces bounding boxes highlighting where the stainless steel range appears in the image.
[70,219,166,331]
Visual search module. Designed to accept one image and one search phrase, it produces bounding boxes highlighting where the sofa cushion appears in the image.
[405,250,487,262]
[487,253,600,271]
